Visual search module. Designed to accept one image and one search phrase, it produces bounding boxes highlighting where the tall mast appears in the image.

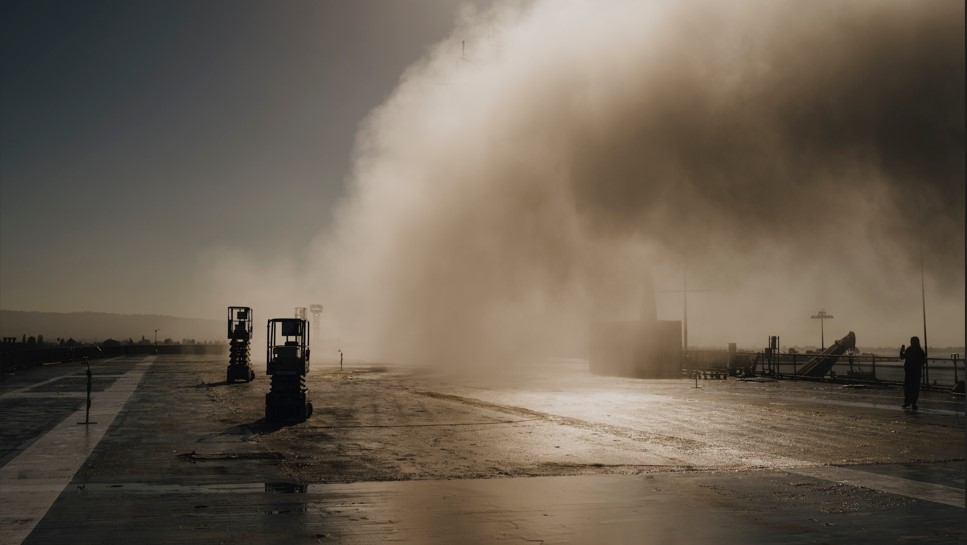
[683,269,688,358]
[920,249,928,358]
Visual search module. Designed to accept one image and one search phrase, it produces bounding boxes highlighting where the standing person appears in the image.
[899,336,926,410]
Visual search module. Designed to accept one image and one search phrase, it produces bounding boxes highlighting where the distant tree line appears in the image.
[3,335,223,347]
[2,334,81,346]
[1,335,228,372]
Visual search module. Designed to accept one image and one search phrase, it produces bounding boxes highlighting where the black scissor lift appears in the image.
[227,306,256,382]
[265,318,313,422]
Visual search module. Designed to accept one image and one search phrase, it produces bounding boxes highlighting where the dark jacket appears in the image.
[900,345,926,371]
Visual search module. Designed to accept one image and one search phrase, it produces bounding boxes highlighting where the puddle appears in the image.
[178,451,285,463]
[80,482,319,494]
[265,482,308,493]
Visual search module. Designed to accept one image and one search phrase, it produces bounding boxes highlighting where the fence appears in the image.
[683,349,962,388]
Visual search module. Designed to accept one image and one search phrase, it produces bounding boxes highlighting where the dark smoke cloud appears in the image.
[224,0,964,364]
[568,1,963,268]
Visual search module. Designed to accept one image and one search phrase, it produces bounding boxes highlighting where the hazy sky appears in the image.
[1,0,488,315]
[2,1,964,353]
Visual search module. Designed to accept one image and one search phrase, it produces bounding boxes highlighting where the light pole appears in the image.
[658,267,709,364]
[920,249,929,384]
[920,250,928,359]
[810,309,833,349]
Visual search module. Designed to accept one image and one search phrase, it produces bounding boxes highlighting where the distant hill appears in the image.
[0,310,224,343]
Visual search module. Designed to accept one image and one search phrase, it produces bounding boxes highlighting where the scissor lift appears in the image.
[226,306,256,382]
[265,318,313,422]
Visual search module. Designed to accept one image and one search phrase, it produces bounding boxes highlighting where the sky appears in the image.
[1,1,964,356]
[1,0,489,315]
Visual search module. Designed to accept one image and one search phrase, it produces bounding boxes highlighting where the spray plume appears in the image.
[207,0,965,365]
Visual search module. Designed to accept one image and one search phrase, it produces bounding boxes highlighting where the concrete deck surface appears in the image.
[1,355,963,544]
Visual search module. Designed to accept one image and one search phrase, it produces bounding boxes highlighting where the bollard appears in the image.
[85,361,91,423]
[78,356,97,425]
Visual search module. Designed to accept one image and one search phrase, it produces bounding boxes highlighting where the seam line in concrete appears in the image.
[789,466,965,508]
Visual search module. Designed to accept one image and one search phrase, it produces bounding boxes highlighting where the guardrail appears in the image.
[686,350,963,388]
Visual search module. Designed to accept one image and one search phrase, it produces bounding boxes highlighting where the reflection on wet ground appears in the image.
[1,355,963,544]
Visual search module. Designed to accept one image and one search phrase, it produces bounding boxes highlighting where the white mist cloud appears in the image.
[200,0,964,363]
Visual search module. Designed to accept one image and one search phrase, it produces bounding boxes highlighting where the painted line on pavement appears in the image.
[724,389,964,416]
[0,358,126,399]
[0,375,84,399]
[789,465,965,508]
[0,392,87,400]
[813,398,964,417]
[0,356,154,545]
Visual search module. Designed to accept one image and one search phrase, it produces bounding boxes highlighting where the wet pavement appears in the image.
[0,355,963,544]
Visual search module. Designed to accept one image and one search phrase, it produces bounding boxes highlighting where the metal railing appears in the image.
[752,351,962,387]
[685,350,963,388]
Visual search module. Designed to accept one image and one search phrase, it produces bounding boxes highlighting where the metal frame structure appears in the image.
[265,318,313,422]
[309,304,323,337]
[226,306,255,382]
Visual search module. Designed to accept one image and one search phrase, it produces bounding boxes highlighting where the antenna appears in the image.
[658,265,709,360]
[810,309,834,349]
